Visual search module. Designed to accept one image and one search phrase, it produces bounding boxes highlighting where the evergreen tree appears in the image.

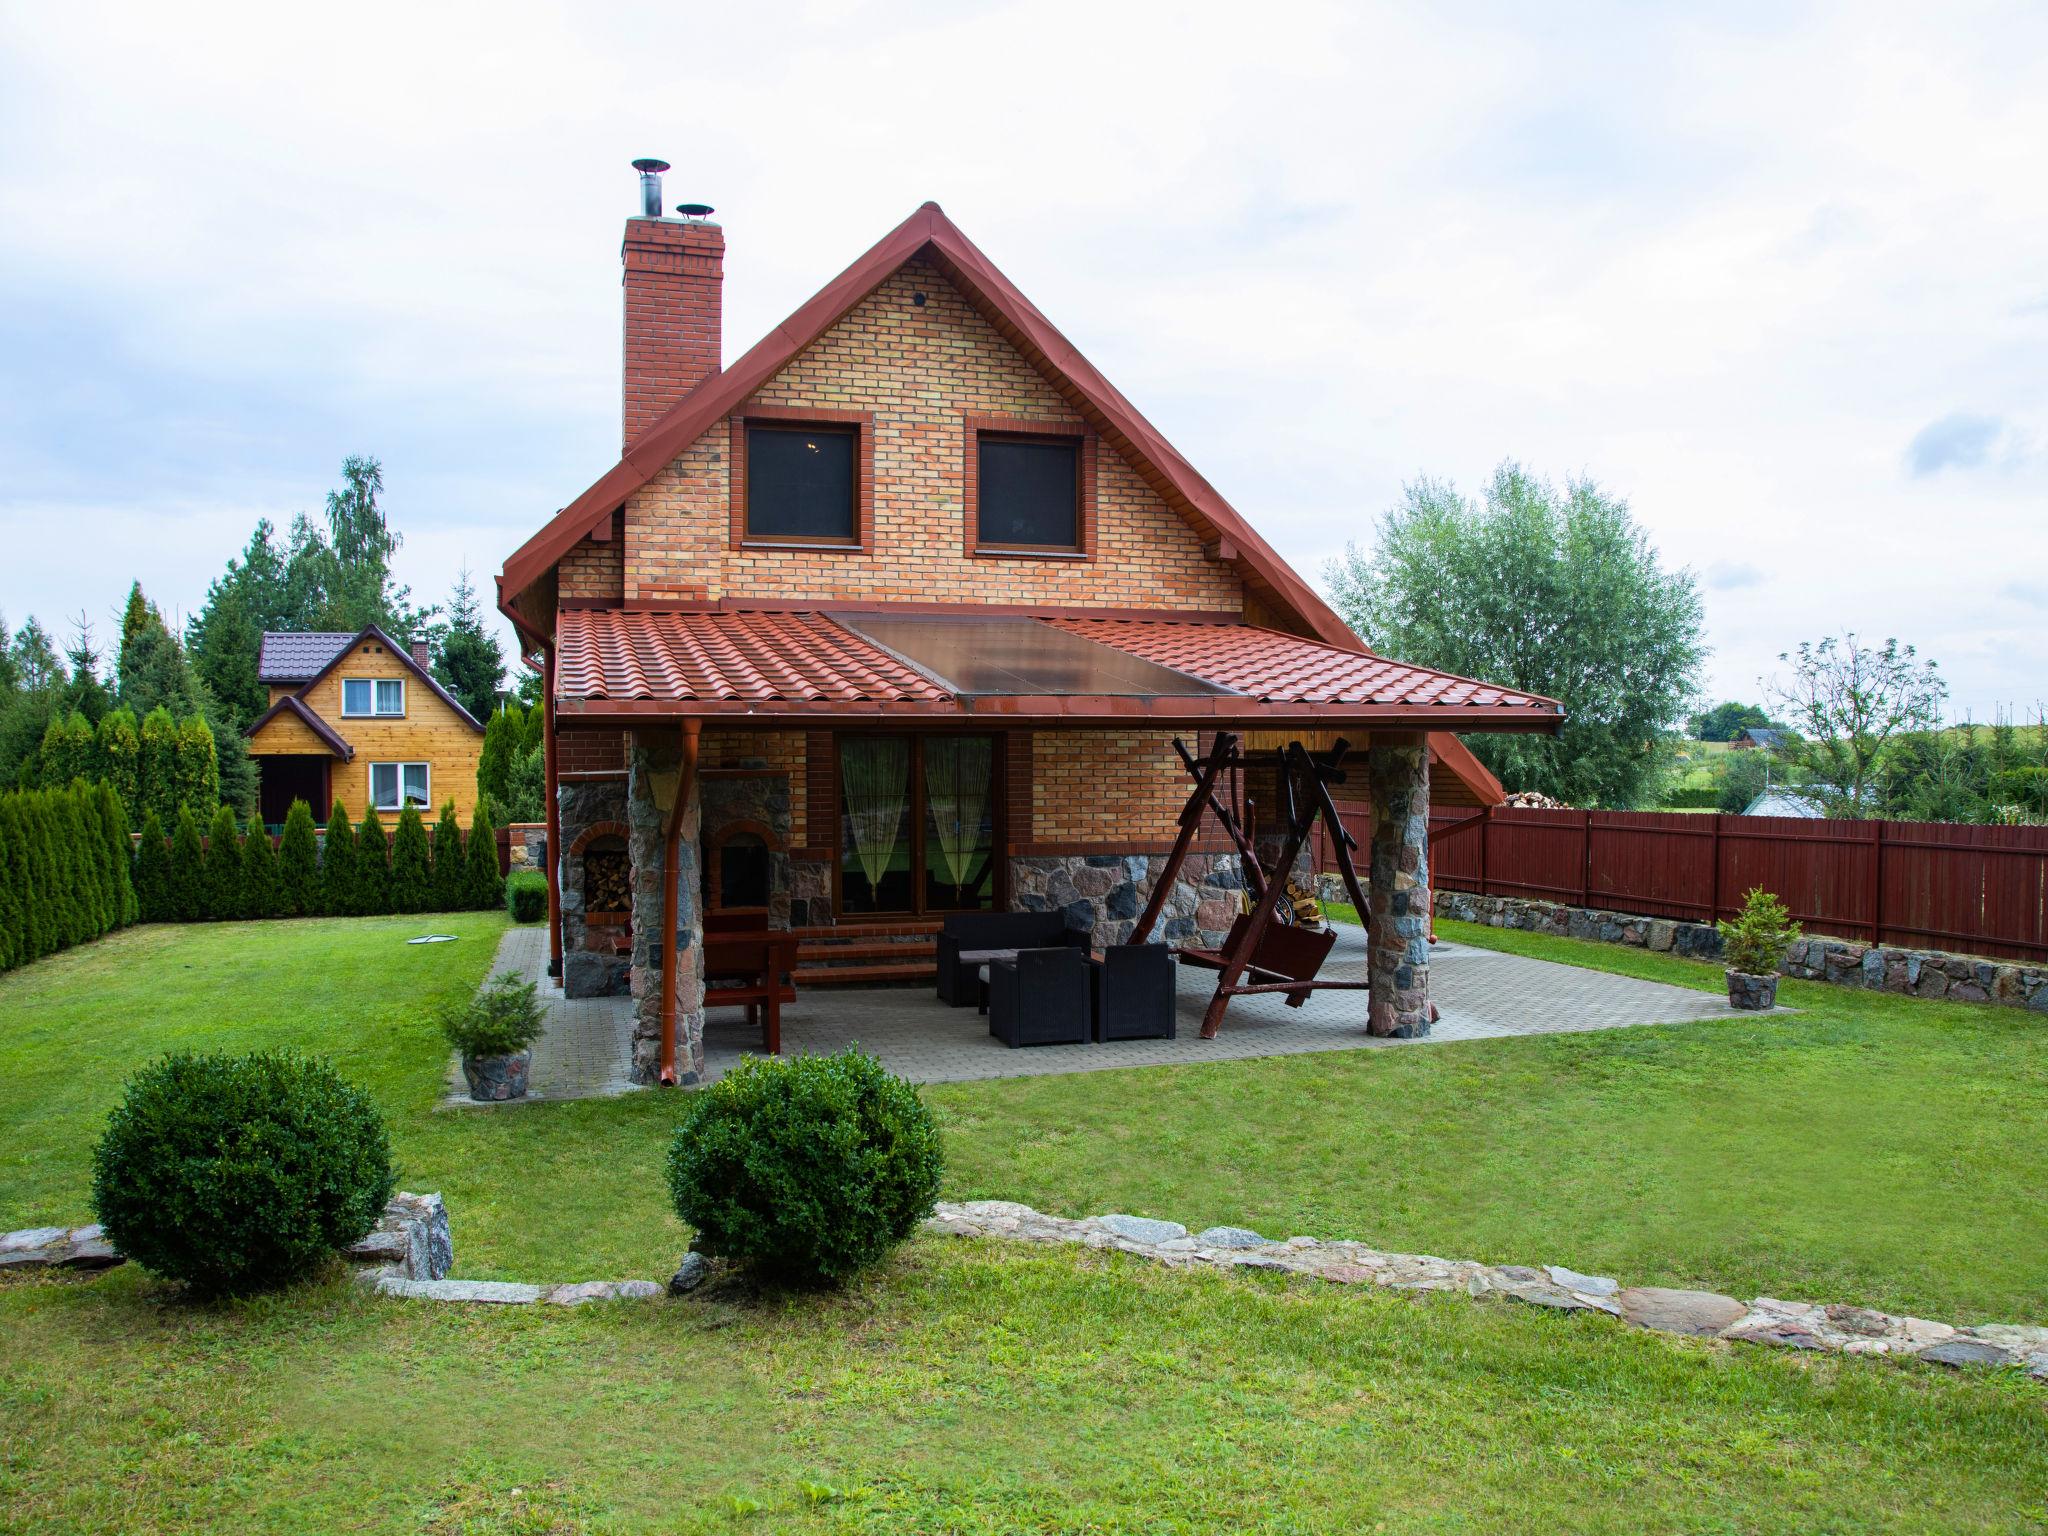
[203,804,243,920]
[96,782,136,927]
[165,806,206,922]
[430,801,467,911]
[502,743,546,823]
[138,707,180,827]
[389,803,431,913]
[42,791,84,946]
[477,705,522,810]
[240,817,280,918]
[186,521,291,724]
[320,802,356,916]
[354,807,392,915]
[431,567,504,723]
[17,794,57,957]
[173,714,221,814]
[276,799,320,916]
[522,701,546,760]
[133,809,171,924]
[60,615,112,724]
[66,788,111,940]
[116,583,254,816]
[12,618,65,695]
[38,711,95,787]
[464,801,504,910]
[95,708,141,818]
[0,796,23,969]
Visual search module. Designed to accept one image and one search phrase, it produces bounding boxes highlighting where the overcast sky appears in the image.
[2,0,2043,718]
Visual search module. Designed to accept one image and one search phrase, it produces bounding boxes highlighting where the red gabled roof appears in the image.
[552,608,1561,733]
[497,202,1357,651]
[247,693,354,760]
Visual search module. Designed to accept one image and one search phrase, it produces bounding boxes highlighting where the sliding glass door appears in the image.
[837,734,998,916]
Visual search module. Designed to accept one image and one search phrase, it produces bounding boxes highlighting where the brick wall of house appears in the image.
[558,513,624,602]
[1028,730,1189,847]
[621,259,1243,612]
[558,731,626,776]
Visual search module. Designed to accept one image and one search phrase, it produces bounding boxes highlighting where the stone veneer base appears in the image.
[1432,890,2048,1014]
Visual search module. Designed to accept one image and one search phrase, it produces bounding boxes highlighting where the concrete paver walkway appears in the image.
[456,920,1766,1102]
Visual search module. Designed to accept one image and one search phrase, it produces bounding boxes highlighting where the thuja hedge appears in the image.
[126,799,507,928]
[0,783,137,974]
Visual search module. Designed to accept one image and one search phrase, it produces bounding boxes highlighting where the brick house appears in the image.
[244,627,486,830]
[496,166,1560,1084]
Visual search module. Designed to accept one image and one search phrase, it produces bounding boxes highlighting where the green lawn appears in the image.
[2,915,2045,1532]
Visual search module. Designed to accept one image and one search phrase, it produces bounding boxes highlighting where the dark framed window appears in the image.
[744,422,857,543]
[975,434,1082,551]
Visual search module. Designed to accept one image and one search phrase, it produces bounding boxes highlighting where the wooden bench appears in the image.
[702,929,800,1055]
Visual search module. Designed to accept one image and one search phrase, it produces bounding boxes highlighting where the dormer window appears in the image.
[965,415,1095,559]
[729,407,874,552]
[745,422,857,543]
[343,678,405,717]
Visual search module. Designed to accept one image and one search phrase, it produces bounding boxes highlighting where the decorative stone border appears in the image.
[3,1192,454,1283]
[1427,889,2048,1014]
[924,1201,2048,1381]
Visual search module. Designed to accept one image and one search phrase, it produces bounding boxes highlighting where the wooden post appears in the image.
[1579,810,1592,909]
[1871,820,1886,947]
[1129,732,1236,945]
[1708,814,1722,925]
[543,644,563,979]
[1477,803,1491,897]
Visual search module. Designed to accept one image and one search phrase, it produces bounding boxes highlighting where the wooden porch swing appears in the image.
[1127,730,1372,1039]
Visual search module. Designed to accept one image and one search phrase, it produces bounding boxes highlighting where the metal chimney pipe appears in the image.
[630,158,670,218]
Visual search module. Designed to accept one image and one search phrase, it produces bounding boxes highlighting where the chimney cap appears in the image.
[675,203,715,219]
[631,157,671,174]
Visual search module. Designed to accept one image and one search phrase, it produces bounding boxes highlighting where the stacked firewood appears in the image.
[584,851,631,914]
[1501,790,1570,810]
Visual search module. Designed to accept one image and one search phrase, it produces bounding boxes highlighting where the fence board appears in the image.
[1379,806,2048,963]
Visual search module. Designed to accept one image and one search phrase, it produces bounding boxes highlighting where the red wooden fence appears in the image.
[1325,806,2048,963]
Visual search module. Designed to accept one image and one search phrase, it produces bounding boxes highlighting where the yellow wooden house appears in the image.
[245,626,486,829]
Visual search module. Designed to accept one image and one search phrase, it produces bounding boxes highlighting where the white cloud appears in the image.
[2,0,2046,710]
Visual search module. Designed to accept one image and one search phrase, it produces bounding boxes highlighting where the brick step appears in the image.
[795,938,938,964]
[793,960,936,988]
[788,919,942,942]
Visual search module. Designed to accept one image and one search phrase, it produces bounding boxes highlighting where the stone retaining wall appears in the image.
[1430,890,2048,1014]
[925,1201,2048,1381]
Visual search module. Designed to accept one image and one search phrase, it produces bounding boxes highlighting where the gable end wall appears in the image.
[621,260,1243,612]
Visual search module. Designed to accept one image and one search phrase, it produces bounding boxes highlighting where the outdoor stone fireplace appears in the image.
[699,766,792,928]
[558,778,631,999]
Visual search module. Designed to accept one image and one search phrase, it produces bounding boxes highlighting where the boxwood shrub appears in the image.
[667,1049,942,1287]
[505,869,547,923]
[91,1050,395,1295]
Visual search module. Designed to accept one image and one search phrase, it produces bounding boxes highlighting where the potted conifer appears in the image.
[440,971,546,1101]
[1715,887,1800,1010]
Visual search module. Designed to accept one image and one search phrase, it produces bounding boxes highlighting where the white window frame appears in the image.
[370,761,431,812]
[342,678,406,717]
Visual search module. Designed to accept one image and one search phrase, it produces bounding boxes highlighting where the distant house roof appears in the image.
[246,693,354,760]
[1742,788,1825,818]
[1735,726,1790,750]
[258,632,357,683]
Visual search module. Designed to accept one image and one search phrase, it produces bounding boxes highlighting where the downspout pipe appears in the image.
[658,717,702,1086]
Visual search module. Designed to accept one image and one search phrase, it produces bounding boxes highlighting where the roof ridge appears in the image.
[497,203,1359,652]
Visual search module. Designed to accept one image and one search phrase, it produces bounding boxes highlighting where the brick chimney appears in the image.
[621,159,723,448]
[410,640,431,672]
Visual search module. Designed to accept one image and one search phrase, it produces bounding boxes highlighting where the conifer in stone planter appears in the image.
[1715,887,1800,1010]
[440,972,546,1100]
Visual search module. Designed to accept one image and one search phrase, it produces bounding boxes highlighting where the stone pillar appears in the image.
[627,730,705,1084]
[1366,735,1431,1038]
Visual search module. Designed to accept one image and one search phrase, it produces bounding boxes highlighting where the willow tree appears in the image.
[1325,462,1706,808]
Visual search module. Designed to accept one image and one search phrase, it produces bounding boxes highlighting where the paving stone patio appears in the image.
[451,919,1770,1103]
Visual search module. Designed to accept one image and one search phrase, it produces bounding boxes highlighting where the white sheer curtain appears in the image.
[841,738,910,901]
[924,736,992,899]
